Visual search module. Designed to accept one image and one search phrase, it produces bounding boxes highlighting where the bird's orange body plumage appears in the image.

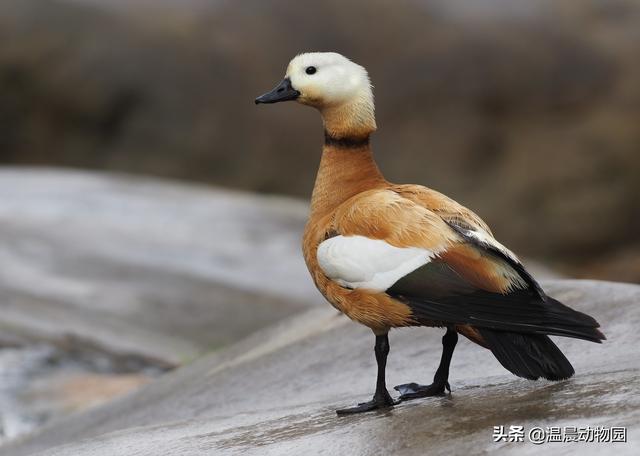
[302,141,514,345]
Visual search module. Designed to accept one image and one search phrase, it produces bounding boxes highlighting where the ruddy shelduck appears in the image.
[256,52,605,415]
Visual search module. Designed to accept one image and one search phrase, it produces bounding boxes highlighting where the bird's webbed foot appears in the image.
[336,389,399,415]
[394,380,450,401]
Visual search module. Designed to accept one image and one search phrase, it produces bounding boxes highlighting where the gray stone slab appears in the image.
[4,280,637,455]
[0,168,320,364]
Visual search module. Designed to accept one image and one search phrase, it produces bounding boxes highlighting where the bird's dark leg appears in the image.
[395,327,458,400]
[336,333,398,415]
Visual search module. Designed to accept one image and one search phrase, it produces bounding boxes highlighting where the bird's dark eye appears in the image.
[305,66,317,75]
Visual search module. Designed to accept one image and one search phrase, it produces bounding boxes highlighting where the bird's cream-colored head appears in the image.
[256,52,376,139]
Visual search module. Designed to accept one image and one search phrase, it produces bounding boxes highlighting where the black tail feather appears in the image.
[478,328,575,381]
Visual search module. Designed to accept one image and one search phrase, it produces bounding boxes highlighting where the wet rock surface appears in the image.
[0,168,319,444]
[4,280,638,455]
[0,344,156,445]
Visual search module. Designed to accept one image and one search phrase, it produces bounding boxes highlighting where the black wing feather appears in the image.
[387,259,604,343]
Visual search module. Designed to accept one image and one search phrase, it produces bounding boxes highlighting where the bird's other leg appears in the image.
[395,327,458,400]
[336,332,398,415]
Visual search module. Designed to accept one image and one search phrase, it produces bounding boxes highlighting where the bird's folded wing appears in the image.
[317,189,602,339]
[319,188,528,296]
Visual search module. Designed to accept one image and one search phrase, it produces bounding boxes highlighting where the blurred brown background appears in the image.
[0,0,638,281]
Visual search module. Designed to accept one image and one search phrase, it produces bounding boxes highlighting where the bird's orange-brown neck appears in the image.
[309,92,383,220]
[309,140,387,219]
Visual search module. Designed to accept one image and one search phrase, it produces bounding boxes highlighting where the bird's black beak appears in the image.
[255,78,300,104]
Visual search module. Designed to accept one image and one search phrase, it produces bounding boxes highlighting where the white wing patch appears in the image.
[465,229,520,262]
[317,235,434,292]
